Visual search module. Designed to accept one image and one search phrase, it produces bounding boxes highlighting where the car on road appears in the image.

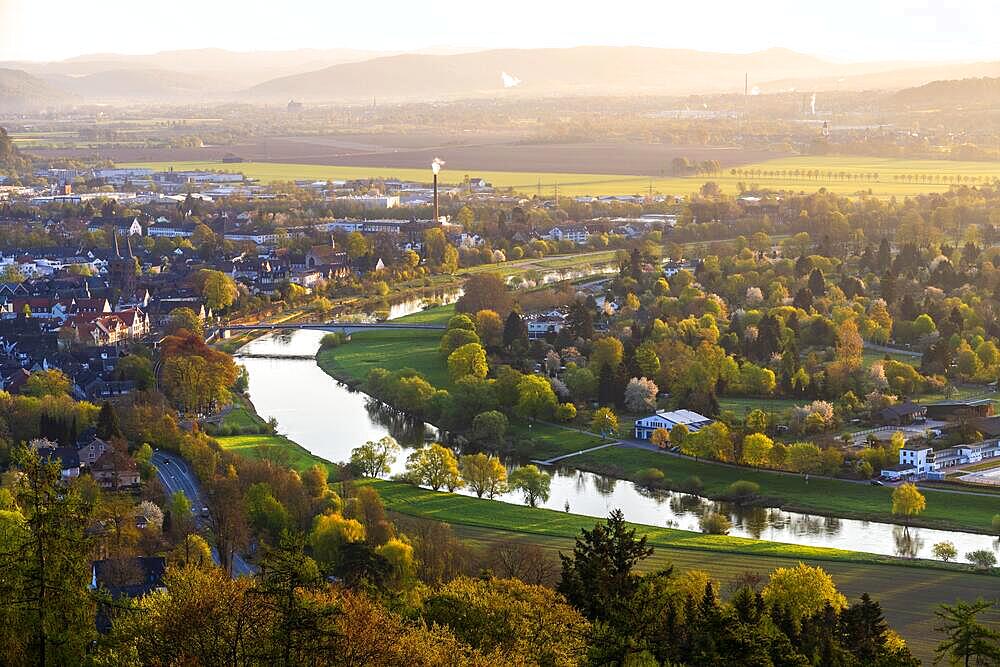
[200,507,210,518]
[870,479,885,486]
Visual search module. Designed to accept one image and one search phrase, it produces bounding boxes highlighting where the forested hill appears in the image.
[0,68,70,111]
[894,76,1000,108]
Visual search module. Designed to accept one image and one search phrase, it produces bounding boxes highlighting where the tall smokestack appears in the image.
[431,158,444,223]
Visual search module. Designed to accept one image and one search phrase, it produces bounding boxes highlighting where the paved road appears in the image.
[151,450,256,577]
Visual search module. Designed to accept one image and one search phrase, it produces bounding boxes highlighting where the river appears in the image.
[235,299,1000,564]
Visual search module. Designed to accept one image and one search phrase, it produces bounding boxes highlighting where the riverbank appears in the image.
[570,444,1000,534]
[369,479,986,572]
[314,304,1000,535]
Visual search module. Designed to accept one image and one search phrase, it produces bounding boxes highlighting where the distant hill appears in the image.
[42,68,221,102]
[244,46,846,101]
[0,68,71,110]
[6,48,397,91]
[243,47,1000,102]
[893,76,1000,107]
[762,61,1000,95]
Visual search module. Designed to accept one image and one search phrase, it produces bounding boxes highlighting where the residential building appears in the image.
[545,225,591,245]
[92,449,140,489]
[526,311,566,340]
[881,439,1000,479]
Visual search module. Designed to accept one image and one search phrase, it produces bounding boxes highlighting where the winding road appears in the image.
[151,450,256,577]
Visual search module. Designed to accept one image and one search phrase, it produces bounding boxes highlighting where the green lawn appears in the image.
[571,445,1000,533]
[317,329,449,388]
[861,350,919,367]
[444,522,997,664]
[122,156,1000,197]
[220,403,266,431]
[718,397,801,415]
[508,422,609,460]
[216,433,330,472]
[392,303,456,325]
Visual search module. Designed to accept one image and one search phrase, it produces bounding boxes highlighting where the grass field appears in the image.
[121,156,1000,197]
[718,397,801,415]
[507,422,609,460]
[216,433,330,471]
[317,329,449,388]
[444,522,997,663]
[573,445,1000,533]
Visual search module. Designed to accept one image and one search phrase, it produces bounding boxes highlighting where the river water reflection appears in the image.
[237,324,999,565]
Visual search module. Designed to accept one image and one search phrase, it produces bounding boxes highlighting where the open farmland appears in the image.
[121,154,1000,197]
[443,522,999,664]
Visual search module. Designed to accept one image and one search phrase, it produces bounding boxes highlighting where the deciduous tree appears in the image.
[459,453,508,499]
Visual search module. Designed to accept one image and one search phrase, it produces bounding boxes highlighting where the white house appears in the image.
[526,311,566,339]
[882,440,1000,479]
[634,410,713,440]
[545,225,590,245]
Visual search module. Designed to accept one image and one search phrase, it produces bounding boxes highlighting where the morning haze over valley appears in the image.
[0,1,998,665]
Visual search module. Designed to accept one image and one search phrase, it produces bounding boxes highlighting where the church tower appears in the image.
[108,232,138,296]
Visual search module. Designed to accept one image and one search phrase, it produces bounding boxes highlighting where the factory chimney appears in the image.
[431,158,444,223]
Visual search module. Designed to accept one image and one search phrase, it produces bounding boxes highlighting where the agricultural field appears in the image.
[443,522,997,663]
[120,154,1000,197]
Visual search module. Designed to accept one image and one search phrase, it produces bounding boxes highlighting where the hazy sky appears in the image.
[1,0,997,63]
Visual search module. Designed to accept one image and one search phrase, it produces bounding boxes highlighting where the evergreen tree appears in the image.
[0,448,96,663]
[877,237,892,271]
[808,268,827,296]
[96,401,123,441]
[502,311,528,349]
[558,509,656,622]
[597,363,615,406]
[566,300,593,340]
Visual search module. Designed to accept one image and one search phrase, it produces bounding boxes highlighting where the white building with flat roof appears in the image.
[882,440,1000,479]
[634,410,713,440]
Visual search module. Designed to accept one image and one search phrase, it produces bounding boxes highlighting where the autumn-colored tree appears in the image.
[23,369,71,398]
[198,269,239,312]
[447,342,488,382]
[422,576,590,664]
[515,375,558,421]
[590,337,624,372]
[455,273,514,318]
[741,432,774,467]
[762,562,848,624]
[474,309,504,349]
[459,453,508,499]
[508,465,551,508]
[351,435,400,477]
[590,407,619,437]
[405,443,464,492]
[891,483,926,526]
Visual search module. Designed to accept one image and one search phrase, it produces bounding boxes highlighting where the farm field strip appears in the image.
[121,155,1000,197]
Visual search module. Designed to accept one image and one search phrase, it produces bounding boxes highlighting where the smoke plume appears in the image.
[501,71,522,88]
[431,158,445,175]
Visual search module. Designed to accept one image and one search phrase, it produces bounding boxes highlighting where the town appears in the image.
[1,5,1000,665]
